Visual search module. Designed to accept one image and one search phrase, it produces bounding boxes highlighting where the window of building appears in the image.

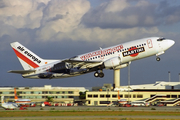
[18,96,22,98]
[9,96,14,98]
[100,95,104,98]
[106,95,110,98]
[171,95,177,98]
[100,101,110,104]
[120,94,123,98]
[88,95,92,98]
[167,95,170,98]
[68,96,74,98]
[68,91,74,94]
[125,94,131,98]
[9,92,14,94]
[62,91,65,94]
[0,92,2,94]
[150,94,155,97]
[137,94,143,98]
[42,91,48,94]
[112,94,117,98]
[133,94,136,98]
[88,101,91,104]
[93,95,98,98]
[179,95,180,98]
[56,92,60,94]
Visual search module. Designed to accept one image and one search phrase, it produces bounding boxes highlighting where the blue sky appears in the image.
[0,0,180,87]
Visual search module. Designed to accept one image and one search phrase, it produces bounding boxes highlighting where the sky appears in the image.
[1,0,180,88]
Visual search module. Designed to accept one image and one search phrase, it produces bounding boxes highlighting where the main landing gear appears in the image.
[94,70,104,78]
[156,57,160,61]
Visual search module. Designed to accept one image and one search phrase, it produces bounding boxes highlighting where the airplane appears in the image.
[8,37,175,79]
[14,88,31,104]
[1,96,18,110]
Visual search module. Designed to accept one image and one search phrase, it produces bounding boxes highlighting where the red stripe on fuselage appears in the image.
[12,48,39,68]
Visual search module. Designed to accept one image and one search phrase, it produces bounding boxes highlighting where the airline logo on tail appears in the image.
[16,46,41,64]
[11,42,42,69]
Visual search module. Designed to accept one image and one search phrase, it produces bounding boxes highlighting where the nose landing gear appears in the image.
[156,57,160,61]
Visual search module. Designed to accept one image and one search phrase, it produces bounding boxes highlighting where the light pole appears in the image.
[168,71,171,82]
[128,62,130,103]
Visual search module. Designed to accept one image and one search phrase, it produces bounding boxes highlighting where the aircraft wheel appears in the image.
[94,72,99,77]
[99,72,104,78]
[156,57,160,61]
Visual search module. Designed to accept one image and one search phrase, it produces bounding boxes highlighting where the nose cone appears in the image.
[163,39,175,51]
[168,40,175,47]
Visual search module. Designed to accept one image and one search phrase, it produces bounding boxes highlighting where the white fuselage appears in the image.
[19,37,174,79]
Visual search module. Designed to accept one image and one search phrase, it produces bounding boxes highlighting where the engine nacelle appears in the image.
[104,56,121,69]
[114,63,128,69]
[70,68,87,75]
[38,73,53,78]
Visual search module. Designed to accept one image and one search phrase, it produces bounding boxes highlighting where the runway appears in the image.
[1,106,180,120]
[1,105,180,111]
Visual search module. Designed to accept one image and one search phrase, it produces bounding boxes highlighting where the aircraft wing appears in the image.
[63,59,103,69]
[8,70,35,74]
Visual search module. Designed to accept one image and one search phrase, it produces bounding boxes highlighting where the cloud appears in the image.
[81,0,180,29]
[0,0,180,51]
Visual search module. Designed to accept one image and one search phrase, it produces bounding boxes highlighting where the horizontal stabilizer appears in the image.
[8,70,35,74]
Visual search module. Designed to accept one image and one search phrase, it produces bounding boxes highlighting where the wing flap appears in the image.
[63,59,103,68]
[8,70,35,74]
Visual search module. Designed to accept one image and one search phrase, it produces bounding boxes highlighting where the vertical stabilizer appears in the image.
[118,91,120,100]
[1,96,4,104]
[10,42,59,70]
[14,88,18,100]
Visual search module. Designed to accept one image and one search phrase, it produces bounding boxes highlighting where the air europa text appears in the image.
[17,46,41,64]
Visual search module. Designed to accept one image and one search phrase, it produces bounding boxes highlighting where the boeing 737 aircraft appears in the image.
[1,96,18,110]
[8,37,174,79]
[14,88,31,104]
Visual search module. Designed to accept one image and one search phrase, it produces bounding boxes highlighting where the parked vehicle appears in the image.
[131,101,149,107]
[156,103,164,106]
[43,102,51,106]
[123,103,131,107]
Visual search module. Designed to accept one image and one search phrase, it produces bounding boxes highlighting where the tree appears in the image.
[46,96,53,102]
[79,91,86,99]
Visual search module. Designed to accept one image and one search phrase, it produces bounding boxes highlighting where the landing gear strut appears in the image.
[94,70,104,78]
[156,57,160,61]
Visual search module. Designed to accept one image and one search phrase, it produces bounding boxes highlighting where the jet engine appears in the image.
[104,56,121,69]
[69,68,87,75]
[38,73,53,78]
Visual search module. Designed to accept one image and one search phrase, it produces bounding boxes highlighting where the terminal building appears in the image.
[1,81,180,106]
[0,85,87,103]
[86,81,180,106]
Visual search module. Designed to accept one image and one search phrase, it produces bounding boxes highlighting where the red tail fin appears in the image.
[14,88,18,100]
[118,91,120,100]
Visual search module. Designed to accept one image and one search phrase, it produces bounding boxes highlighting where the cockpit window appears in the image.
[157,37,166,41]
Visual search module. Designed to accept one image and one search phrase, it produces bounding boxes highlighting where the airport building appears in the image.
[0,85,87,103]
[86,81,180,106]
[1,81,180,106]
